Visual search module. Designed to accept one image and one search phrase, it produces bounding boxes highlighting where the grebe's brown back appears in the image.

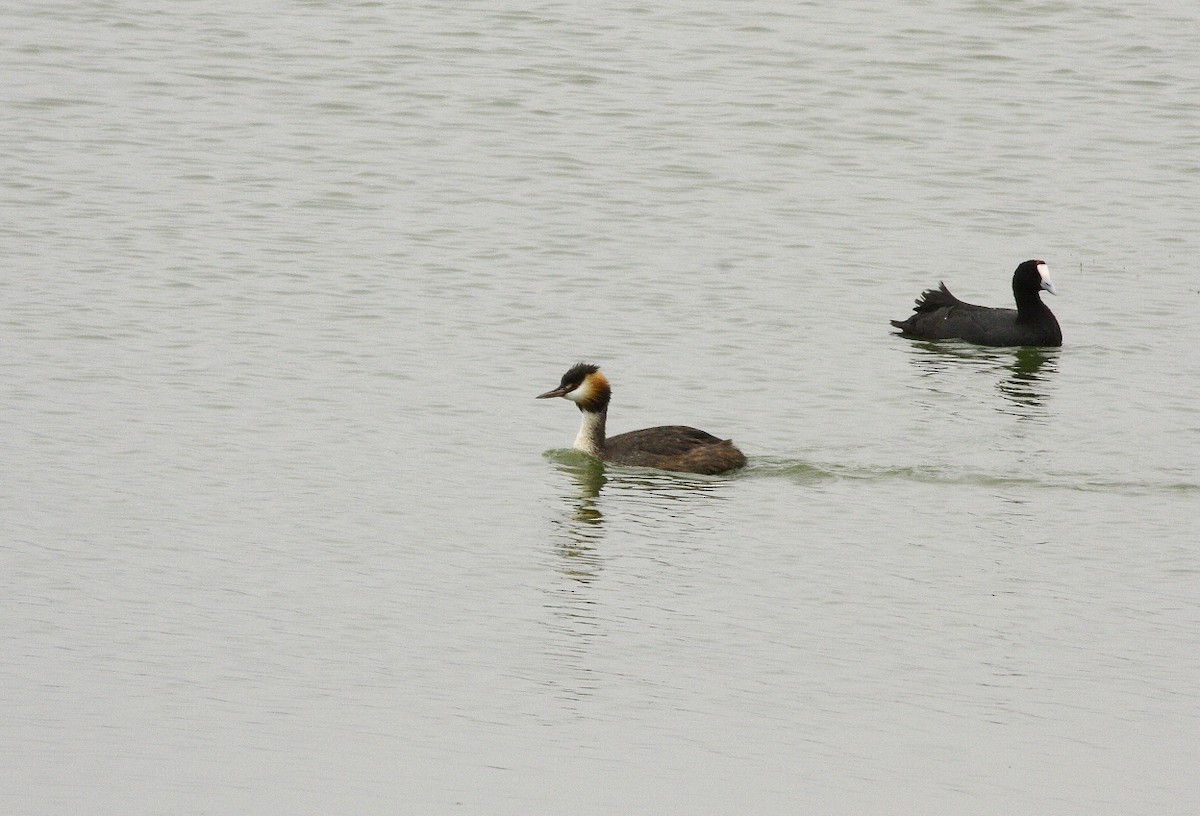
[536,363,746,475]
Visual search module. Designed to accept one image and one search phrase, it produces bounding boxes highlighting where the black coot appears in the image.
[890,259,1062,347]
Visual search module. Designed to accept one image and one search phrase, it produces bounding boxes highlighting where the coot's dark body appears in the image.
[891,259,1062,347]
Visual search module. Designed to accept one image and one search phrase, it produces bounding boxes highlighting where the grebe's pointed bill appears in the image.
[536,384,571,399]
[1037,261,1057,295]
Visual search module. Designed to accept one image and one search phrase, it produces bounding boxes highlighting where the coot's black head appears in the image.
[536,363,610,412]
[1013,259,1056,298]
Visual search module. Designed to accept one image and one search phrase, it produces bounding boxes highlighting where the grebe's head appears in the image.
[536,363,611,412]
[1015,259,1056,296]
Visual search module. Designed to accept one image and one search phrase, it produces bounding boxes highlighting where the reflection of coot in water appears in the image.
[891,260,1062,347]
[537,363,746,475]
[903,342,1058,420]
[997,346,1058,414]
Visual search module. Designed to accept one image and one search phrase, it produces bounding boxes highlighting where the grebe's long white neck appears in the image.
[573,407,606,457]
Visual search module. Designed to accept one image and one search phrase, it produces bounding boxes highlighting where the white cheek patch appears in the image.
[565,378,591,404]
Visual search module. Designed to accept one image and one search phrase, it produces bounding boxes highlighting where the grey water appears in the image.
[3,1,1199,813]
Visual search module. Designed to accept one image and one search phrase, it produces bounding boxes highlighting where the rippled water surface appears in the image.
[4,2,1199,813]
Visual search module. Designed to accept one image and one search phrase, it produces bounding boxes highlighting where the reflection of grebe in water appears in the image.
[537,363,747,475]
[550,457,606,582]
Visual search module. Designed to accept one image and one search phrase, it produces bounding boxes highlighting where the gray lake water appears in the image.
[3,2,1199,813]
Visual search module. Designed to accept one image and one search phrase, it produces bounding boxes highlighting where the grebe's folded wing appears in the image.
[605,425,724,457]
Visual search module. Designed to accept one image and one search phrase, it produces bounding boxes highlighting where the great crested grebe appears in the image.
[891,259,1062,347]
[536,363,747,475]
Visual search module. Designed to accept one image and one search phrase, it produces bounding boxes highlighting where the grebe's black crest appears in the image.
[559,362,600,390]
[536,363,746,475]
[890,259,1062,347]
